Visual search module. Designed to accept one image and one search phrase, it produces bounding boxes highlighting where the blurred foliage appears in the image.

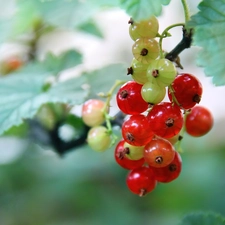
[0,119,225,225]
[1,0,225,224]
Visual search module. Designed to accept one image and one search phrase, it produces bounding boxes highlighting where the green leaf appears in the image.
[178,212,225,225]
[42,50,82,75]
[84,64,130,97]
[77,21,103,38]
[188,0,225,86]
[119,0,171,21]
[0,63,88,135]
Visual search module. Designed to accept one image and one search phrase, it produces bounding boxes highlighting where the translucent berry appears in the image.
[168,73,203,109]
[122,114,154,146]
[87,126,111,152]
[116,81,148,115]
[146,58,177,87]
[144,136,176,168]
[114,140,145,170]
[82,99,106,127]
[123,141,144,160]
[147,102,183,138]
[126,166,157,196]
[185,106,213,137]
[132,38,160,64]
[151,151,182,183]
[128,16,159,41]
[128,58,149,84]
[141,81,166,104]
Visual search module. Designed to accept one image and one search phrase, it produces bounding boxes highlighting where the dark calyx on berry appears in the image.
[152,69,159,77]
[117,147,130,159]
[139,188,147,197]
[169,164,177,172]
[128,18,134,25]
[126,132,135,142]
[155,156,163,164]
[165,118,174,127]
[140,48,148,56]
[127,67,133,75]
[193,94,201,103]
[120,90,129,98]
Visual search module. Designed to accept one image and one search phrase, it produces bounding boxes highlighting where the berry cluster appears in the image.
[113,16,213,196]
[80,16,213,197]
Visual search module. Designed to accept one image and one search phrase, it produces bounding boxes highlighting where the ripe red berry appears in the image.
[116,81,148,115]
[144,136,176,168]
[168,73,203,109]
[151,151,182,183]
[126,166,157,196]
[121,114,154,146]
[114,140,145,170]
[185,106,213,137]
[147,102,183,138]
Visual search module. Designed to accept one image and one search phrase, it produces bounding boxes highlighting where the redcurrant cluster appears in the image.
[114,16,214,196]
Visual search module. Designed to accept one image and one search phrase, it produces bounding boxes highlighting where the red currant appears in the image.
[116,81,148,115]
[144,136,176,168]
[122,114,154,146]
[151,151,182,183]
[126,166,157,196]
[147,102,183,138]
[168,73,203,109]
[114,140,145,170]
[185,106,213,137]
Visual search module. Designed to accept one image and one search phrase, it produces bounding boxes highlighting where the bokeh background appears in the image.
[1,0,225,224]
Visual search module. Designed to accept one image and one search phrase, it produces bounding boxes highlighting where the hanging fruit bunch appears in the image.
[82,14,213,197]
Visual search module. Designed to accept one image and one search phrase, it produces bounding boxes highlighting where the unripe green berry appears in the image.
[87,126,111,152]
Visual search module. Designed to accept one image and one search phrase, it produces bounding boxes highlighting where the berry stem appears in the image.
[168,85,182,108]
[165,28,193,64]
[175,110,189,153]
[181,0,190,23]
[158,23,184,59]
[99,80,126,145]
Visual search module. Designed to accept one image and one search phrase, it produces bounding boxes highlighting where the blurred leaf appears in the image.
[43,49,82,75]
[12,0,118,33]
[0,63,88,135]
[3,122,29,137]
[188,0,225,86]
[119,0,171,21]
[77,21,103,38]
[84,64,130,97]
[178,212,225,225]
[0,18,13,43]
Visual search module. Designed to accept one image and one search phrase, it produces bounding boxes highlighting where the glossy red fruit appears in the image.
[126,166,157,196]
[114,140,145,170]
[116,81,148,115]
[144,136,176,168]
[82,99,106,127]
[147,102,183,138]
[168,73,203,109]
[185,106,213,137]
[122,114,154,146]
[151,151,182,183]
